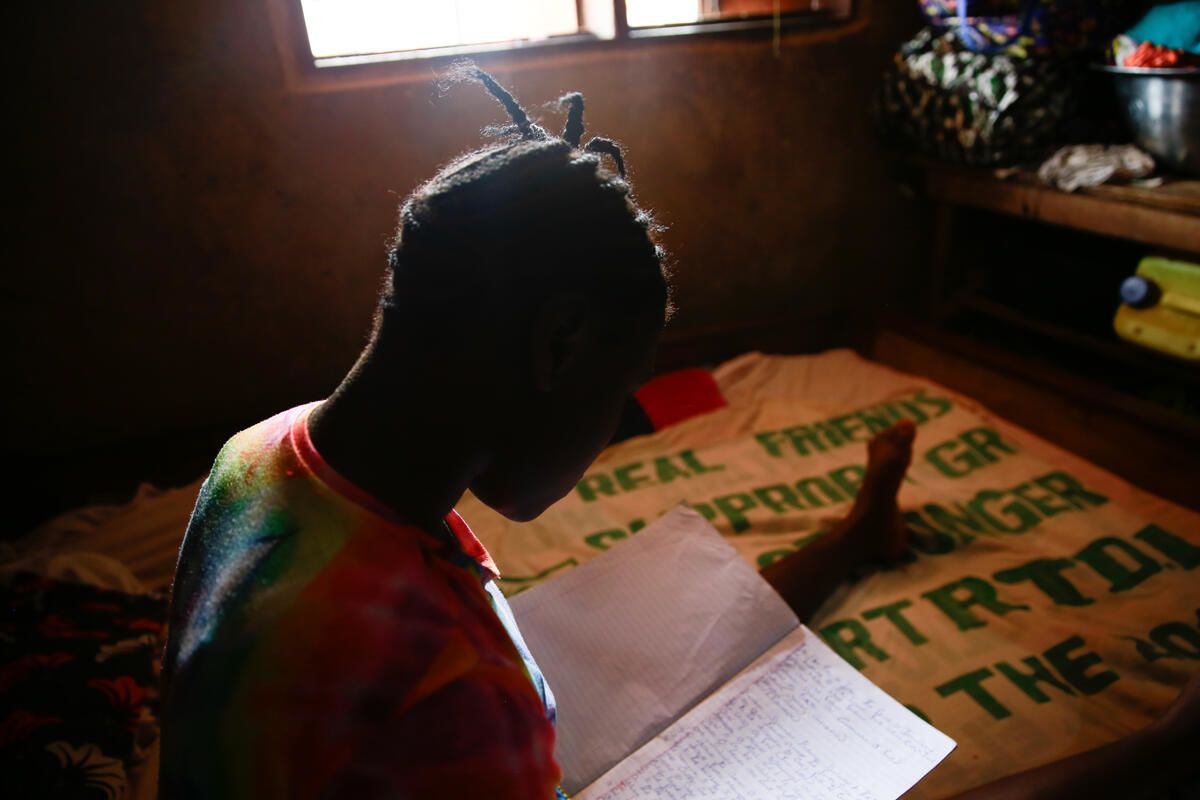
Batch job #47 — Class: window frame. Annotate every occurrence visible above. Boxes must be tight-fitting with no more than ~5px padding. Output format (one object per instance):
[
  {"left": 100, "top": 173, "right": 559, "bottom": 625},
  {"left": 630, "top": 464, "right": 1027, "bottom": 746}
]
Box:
[{"left": 265, "top": 0, "right": 858, "bottom": 94}]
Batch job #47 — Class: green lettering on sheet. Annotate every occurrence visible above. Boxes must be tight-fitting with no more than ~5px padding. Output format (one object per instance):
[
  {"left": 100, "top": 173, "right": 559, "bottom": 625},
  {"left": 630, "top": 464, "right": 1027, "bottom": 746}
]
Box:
[
  {"left": 1075, "top": 538, "right": 1161, "bottom": 593},
  {"left": 829, "top": 464, "right": 866, "bottom": 500},
  {"left": 1123, "top": 636, "right": 1167, "bottom": 663},
  {"left": 680, "top": 449, "right": 724, "bottom": 474},
  {"left": 915, "top": 389, "right": 954, "bottom": 419},
  {"left": 576, "top": 473, "right": 616, "bottom": 502},
  {"left": 750, "top": 391, "right": 952, "bottom": 460},
  {"left": 795, "top": 477, "right": 844, "bottom": 508},
  {"left": 784, "top": 424, "right": 827, "bottom": 456},
  {"left": 936, "top": 668, "right": 1011, "bottom": 720},
  {"left": 757, "top": 549, "right": 791, "bottom": 569},
  {"left": 583, "top": 529, "right": 627, "bottom": 551},
  {"left": 1134, "top": 525, "right": 1200, "bottom": 569},
  {"left": 969, "top": 489, "right": 1039, "bottom": 534},
  {"left": 1044, "top": 636, "right": 1119, "bottom": 695},
  {"left": 1150, "top": 621, "right": 1200, "bottom": 660},
  {"left": 995, "top": 656, "right": 1076, "bottom": 703},
  {"left": 924, "top": 503, "right": 985, "bottom": 543},
  {"left": 755, "top": 431, "right": 785, "bottom": 458},
  {"left": 713, "top": 493, "right": 757, "bottom": 534},
  {"left": 614, "top": 462, "right": 650, "bottom": 492},
  {"left": 904, "top": 510, "right": 957, "bottom": 555},
  {"left": 1011, "top": 483, "right": 1073, "bottom": 517},
  {"left": 993, "top": 558, "right": 1095, "bottom": 607},
  {"left": 753, "top": 484, "right": 803, "bottom": 514},
  {"left": 1124, "top": 613, "right": 1200, "bottom": 662},
  {"left": 925, "top": 438, "right": 978, "bottom": 478},
  {"left": 922, "top": 576, "right": 1031, "bottom": 631},
  {"left": 755, "top": 532, "right": 828, "bottom": 569},
  {"left": 859, "top": 404, "right": 902, "bottom": 434},
  {"left": 818, "top": 619, "right": 890, "bottom": 670},
  {"left": 924, "top": 427, "right": 1015, "bottom": 479},
  {"left": 1034, "top": 471, "right": 1109, "bottom": 510},
  {"left": 960, "top": 426, "right": 1017, "bottom": 462},
  {"left": 863, "top": 599, "right": 929, "bottom": 646},
  {"left": 815, "top": 421, "right": 846, "bottom": 447},
  {"left": 829, "top": 414, "right": 867, "bottom": 444},
  {"left": 898, "top": 399, "right": 930, "bottom": 424},
  {"left": 653, "top": 456, "right": 691, "bottom": 484},
  {"left": 577, "top": 450, "right": 724, "bottom": 500},
  {"left": 902, "top": 471, "right": 1111, "bottom": 557}
]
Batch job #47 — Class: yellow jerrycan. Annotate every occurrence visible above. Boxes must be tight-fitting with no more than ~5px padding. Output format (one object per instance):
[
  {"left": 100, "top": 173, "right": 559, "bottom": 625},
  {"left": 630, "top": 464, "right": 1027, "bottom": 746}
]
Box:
[{"left": 1115, "top": 256, "right": 1200, "bottom": 361}]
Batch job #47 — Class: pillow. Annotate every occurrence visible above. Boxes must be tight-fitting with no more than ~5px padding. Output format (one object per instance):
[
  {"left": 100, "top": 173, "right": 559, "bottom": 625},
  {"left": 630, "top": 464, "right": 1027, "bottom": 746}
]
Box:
[
  {"left": 635, "top": 367, "right": 727, "bottom": 430},
  {"left": 611, "top": 367, "right": 728, "bottom": 444},
  {"left": 0, "top": 573, "right": 166, "bottom": 799}
]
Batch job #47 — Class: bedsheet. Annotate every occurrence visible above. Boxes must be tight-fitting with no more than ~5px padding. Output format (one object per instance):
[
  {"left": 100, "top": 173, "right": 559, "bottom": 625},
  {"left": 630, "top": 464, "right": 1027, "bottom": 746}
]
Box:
[
  {"left": 11, "top": 348, "right": 1199, "bottom": 798},
  {"left": 457, "top": 349, "right": 1200, "bottom": 799},
  {"left": 9, "top": 482, "right": 202, "bottom": 594}
]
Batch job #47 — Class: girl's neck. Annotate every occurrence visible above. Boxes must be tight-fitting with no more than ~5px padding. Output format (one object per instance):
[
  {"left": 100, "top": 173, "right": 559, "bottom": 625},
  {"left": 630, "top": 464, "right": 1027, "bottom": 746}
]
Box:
[{"left": 306, "top": 353, "right": 487, "bottom": 532}]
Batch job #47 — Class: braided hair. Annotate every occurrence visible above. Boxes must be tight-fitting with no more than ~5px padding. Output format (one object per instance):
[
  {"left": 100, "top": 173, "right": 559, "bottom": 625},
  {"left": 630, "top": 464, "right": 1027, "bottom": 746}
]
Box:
[{"left": 379, "top": 65, "right": 671, "bottom": 338}]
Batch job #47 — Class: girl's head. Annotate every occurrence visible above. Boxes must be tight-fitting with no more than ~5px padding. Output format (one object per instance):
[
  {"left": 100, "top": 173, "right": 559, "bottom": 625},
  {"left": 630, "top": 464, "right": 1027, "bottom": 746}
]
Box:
[
  {"left": 381, "top": 65, "right": 670, "bottom": 330},
  {"left": 376, "top": 66, "right": 672, "bottom": 521}
]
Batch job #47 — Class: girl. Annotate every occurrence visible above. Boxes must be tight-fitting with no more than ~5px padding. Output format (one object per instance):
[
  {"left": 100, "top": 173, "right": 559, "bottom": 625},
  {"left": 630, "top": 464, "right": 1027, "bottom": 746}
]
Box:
[{"left": 160, "top": 67, "right": 1197, "bottom": 799}]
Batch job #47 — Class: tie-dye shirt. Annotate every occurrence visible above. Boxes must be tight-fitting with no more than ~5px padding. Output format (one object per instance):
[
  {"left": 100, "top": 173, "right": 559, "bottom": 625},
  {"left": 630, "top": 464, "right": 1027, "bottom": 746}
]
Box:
[{"left": 161, "top": 403, "right": 563, "bottom": 799}]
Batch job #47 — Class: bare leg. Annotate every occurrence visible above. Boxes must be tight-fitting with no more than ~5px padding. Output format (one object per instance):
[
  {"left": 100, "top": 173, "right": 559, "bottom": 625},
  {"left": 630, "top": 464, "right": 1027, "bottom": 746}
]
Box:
[{"left": 761, "top": 420, "right": 915, "bottom": 621}]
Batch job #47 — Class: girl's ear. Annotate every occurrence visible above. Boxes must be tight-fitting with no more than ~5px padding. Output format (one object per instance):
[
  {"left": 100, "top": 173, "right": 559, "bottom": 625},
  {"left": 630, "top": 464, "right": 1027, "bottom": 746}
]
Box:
[{"left": 531, "top": 293, "right": 590, "bottom": 392}]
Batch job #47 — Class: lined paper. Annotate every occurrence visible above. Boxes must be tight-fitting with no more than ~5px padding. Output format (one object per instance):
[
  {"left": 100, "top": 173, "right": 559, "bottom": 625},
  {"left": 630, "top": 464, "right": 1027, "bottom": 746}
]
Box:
[
  {"left": 510, "top": 506, "right": 799, "bottom": 792},
  {"left": 577, "top": 625, "right": 957, "bottom": 799},
  {"left": 510, "top": 505, "right": 955, "bottom": 799}
]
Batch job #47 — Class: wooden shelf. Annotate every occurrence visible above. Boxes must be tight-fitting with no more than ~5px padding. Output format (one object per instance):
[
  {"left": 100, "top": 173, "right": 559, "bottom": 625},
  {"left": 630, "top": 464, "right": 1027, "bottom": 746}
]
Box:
[
  {"left": 923, "top": 164, "right": 1200, "bottom": 255},
  {"left": 908, "top": 159, "right": 1200, "bottom": 451},
  {"left": 953, "top": 292, "right": 1200, "bottom": 390}
]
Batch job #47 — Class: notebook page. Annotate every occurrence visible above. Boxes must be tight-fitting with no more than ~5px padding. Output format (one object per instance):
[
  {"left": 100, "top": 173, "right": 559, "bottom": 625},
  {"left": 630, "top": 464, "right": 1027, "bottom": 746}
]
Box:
[
  {"left": 578, "top": 625, "right": 956, "bottom": 800},
  {"left": 510, "top": 506, "right": 799, "bottom": 793}
]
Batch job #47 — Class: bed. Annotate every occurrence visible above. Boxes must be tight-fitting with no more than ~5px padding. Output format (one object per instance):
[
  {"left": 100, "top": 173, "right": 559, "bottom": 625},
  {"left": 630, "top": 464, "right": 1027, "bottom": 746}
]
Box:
[{"left": 5, "top": 349, "right": 1198, "bottom": 799}]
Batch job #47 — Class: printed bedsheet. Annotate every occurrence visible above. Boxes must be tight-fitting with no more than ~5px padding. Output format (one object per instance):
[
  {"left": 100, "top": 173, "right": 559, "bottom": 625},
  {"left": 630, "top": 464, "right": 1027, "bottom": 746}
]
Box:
[
  {"left": 12, "top": 348, "right": 1198, "bottom": 798},
  {"left": 458, "top": 349, "right": 1200, "bottom": 799}
]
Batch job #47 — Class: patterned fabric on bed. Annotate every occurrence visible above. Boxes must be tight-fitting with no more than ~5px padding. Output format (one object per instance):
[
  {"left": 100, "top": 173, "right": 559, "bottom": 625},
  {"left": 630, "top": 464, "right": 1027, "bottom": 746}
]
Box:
[{"left": 0, "top": 573, "right": 166, "bottom": 800}]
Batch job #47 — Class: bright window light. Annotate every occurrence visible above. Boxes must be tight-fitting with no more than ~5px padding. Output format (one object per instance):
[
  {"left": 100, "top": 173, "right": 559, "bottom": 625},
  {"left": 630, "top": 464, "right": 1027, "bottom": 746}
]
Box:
[
  {"left": 299, "top": 0, "right": 579, "bottom": 59},
  {"left": 624, "top": 0, "right": 703, "bottom": 28}
]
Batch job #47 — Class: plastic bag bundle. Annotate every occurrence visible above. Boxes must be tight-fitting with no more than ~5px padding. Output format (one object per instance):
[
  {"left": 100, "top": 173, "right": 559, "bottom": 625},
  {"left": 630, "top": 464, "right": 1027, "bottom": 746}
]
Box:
[{"left": 877, "top": 28, "right": 1070, "bottom": 165}]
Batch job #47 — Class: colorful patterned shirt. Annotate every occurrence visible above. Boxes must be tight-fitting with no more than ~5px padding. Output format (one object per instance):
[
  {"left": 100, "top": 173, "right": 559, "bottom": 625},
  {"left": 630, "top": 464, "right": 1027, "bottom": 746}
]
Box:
[{"left": 161, "top": 403, "right": 563, "bottom": 799}]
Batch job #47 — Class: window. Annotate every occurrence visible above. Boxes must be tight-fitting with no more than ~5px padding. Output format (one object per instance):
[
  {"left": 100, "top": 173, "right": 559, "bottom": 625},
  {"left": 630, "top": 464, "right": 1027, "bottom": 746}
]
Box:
[
  {"left": 293, "top": 1, "right": 848, "bottom": 67},
  {"left": 625, "top": 0, "right": 704, "bottom": 28},
  {"left": 626, "top": 1, "right": 830, "bottom": 30},
  {"left": 299, "top": 1, "right": 580, "bottom": 61}
]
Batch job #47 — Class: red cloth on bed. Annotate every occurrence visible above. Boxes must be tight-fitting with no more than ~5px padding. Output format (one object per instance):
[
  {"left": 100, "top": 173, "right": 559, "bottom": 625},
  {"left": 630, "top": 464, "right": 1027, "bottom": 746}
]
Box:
[
  {"left": 160, "top": 403, "right": 561, "bottom": 800},
  {"left": 635, "top": 367, "right": 727, "bottom": 431}
]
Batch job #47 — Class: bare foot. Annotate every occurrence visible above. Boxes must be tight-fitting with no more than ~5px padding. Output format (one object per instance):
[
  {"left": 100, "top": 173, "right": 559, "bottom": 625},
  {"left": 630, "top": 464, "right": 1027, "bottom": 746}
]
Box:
[{"left": 844, "top": 420, "right": 915, "bottom": 563}]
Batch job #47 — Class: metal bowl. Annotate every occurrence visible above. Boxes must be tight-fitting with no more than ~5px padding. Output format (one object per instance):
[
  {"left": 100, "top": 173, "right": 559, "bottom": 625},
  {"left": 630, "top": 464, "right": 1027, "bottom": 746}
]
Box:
[{"left": 1092, "top": 65, "right": 1200, "bottom": 176}]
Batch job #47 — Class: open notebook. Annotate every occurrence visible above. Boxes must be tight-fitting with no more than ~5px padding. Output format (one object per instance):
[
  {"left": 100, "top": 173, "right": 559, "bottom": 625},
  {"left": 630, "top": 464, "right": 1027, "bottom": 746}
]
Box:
[{"left": 510, "top": 506, "right": 955, "bottom": 799}]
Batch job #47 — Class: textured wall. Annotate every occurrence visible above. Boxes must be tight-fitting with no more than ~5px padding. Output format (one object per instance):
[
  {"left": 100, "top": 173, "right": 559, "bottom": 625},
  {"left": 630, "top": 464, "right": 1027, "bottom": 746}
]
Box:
[{"left": 9, "top": 1, "right": 924, "bottom": 460}]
